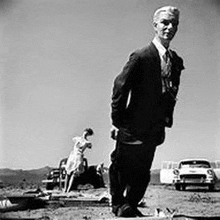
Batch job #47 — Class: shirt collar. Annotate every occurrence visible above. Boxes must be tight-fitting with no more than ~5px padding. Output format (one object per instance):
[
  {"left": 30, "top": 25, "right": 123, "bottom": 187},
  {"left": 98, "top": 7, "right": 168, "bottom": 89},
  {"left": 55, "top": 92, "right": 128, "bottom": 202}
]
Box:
[{"left": 152, "top": 37, "right": 168, "bottom": 57}]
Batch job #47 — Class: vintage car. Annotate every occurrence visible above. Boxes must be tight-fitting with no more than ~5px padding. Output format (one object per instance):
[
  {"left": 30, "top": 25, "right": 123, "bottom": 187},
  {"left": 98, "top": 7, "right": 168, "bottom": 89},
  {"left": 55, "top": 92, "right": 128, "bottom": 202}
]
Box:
[
  {"left": 173, "top": 159, "right": 217, "bottom": 191},
  {"left": 42, "top": 158, "right": 106, "bottom": 190}
]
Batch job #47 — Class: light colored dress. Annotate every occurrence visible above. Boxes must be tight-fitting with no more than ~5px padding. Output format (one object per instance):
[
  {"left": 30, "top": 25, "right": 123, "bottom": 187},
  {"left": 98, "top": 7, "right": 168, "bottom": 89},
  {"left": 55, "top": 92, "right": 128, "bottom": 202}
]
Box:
[{"left": 65, "top": 136, "right": 91, "bottom": 176}]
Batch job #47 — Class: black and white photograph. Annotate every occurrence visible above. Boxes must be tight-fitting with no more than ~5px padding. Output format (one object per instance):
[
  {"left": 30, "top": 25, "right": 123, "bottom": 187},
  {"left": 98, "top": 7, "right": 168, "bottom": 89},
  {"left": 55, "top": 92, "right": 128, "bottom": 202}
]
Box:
[{"left": 0, "top": 0, "right": 220, "bottom": 219}]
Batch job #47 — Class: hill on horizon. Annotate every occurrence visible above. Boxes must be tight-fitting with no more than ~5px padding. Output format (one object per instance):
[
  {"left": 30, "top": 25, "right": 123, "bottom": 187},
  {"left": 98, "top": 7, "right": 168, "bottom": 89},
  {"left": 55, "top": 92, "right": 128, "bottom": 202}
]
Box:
[
  {"left": 0, "top": 167, "right": 161, "bottom": 187},
  {"left": 0, "top": 166, "right": 54, "bottom": 187}
]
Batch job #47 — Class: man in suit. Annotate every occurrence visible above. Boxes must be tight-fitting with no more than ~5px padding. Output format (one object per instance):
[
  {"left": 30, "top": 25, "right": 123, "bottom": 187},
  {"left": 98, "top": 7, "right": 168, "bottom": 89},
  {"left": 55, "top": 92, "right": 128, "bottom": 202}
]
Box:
[{"left": 109, "top": 6, "right": 184, "bottom": 217}]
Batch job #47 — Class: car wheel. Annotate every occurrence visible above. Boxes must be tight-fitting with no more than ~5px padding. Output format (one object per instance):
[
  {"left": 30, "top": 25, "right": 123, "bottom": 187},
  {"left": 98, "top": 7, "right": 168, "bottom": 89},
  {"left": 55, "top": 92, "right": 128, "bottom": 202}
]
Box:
[
  {"left": 175, "top": 184, "right": 181, "bottom": 191},
  {"left": 46, "top": 183, "right": 54, "bottom": 190},
  {"left": 208, "top": 184, "right": 214, "bottom": 191}
]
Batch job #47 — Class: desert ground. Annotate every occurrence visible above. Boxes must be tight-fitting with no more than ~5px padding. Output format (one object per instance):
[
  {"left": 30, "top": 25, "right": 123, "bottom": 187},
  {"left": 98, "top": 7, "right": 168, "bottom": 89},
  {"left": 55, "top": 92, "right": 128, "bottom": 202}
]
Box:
[{"left": 1, "top": 182, "right": 220, "bottom": 220}]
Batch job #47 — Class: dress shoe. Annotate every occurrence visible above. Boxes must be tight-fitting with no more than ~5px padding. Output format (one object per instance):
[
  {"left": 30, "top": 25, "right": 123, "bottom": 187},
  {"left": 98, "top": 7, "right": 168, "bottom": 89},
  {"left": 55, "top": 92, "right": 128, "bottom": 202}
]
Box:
[
  {"left": 116, "top": 203, "right": 137, "bottom": 217},
  {"left": 133, "top": 207, "right": 145, "bottom": 217}
]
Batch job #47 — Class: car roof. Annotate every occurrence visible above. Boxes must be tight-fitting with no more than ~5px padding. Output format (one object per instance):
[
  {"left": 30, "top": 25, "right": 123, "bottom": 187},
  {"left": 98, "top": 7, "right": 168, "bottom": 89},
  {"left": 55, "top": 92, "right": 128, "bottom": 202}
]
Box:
[{"left": 179, "top": 159, "right": 210, "bottom": 163}]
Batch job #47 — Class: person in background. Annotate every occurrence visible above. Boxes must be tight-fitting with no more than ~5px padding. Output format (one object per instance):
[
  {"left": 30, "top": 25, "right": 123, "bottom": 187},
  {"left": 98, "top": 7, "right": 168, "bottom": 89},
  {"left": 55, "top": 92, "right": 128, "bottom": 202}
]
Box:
[
  {"left": 64, "top": 128, "right": 94, "bottom": 193},
  {"left": 109, "top": 6, "right": 185, "bottom": 217}
]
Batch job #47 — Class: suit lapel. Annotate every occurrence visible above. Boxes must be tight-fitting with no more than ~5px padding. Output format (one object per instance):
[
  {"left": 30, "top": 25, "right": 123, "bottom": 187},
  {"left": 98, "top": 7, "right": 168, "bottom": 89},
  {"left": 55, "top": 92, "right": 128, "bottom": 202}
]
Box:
[{"left": 149, "top": 42, "right": 162, "bottom": 93}]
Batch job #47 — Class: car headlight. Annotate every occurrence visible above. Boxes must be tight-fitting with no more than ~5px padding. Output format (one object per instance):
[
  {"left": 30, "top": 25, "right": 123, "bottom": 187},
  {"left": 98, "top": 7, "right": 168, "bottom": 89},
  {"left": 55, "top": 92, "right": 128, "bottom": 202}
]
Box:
[
  {"left": 173, "top": 169, "right": 179, "bottom": 175},
  {"left": 207, "top": 169, "right": 213, "bottom": 175}
]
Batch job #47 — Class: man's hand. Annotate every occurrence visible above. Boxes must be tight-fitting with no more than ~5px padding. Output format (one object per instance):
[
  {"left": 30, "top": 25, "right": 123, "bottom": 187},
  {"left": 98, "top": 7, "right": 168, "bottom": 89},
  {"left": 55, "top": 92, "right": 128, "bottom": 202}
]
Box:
[{"left": 110, "top": 125, "right": 119, "bottom": 140}]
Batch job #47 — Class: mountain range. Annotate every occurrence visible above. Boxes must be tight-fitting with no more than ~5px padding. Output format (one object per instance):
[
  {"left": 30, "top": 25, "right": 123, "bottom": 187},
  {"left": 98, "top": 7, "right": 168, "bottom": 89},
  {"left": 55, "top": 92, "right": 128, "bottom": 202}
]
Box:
[
  {"left": 0, "top": 167, "right": 160, "bottom": 187},
  {"left": 0, "top": 166, "right": 53, "bottom": 187}
]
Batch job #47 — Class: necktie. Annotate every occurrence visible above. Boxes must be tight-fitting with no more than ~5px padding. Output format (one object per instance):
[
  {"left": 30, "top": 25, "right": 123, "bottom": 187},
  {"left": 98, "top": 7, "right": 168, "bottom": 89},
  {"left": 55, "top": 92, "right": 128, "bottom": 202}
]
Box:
[
  {"left": 163, "top": 50, "right": 171, "bottom": 76},
  {"left": 162, "top": 50, "right": 172, "bottom": 93}
]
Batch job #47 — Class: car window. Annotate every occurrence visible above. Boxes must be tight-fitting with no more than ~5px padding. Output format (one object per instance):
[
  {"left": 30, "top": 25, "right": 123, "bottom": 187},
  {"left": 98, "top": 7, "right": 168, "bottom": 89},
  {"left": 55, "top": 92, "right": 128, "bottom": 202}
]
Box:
[{"left": 179, "top": 161, "right": 211, "bottom": 168}]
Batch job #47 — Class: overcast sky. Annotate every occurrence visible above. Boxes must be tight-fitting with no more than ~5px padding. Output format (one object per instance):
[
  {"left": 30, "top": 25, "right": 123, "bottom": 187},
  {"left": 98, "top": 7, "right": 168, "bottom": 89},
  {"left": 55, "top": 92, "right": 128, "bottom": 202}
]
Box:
[{"left": 0, "top": 0, "right": 220, "bottom": 170}]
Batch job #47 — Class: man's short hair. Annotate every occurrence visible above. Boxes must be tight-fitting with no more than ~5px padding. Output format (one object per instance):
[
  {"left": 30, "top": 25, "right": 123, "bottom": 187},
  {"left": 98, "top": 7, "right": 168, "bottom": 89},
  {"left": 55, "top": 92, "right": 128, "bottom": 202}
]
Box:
[{"left": 153, "top": 6, "right": 179, "bottom": 24}]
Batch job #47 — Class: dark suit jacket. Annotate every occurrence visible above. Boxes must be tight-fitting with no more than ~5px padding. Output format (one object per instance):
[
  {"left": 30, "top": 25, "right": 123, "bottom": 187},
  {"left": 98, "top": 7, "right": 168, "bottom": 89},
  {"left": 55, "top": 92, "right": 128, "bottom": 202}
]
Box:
[{"left": 111, "top": 42, "right": 184, "bottom": 145}]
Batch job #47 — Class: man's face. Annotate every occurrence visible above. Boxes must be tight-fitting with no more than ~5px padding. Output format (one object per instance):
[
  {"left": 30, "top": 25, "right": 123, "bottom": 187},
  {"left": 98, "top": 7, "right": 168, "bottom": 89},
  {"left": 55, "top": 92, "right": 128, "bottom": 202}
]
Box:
[{"left": 154, "top": 12, "right": 179, "bottom": 44}]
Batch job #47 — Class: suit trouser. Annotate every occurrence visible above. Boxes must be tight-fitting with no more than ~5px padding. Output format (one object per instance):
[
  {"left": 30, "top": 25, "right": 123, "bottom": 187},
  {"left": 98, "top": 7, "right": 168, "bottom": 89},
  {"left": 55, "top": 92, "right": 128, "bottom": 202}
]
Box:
[{"left": 109, "top": 141, "right": 156, "bottom": 209}]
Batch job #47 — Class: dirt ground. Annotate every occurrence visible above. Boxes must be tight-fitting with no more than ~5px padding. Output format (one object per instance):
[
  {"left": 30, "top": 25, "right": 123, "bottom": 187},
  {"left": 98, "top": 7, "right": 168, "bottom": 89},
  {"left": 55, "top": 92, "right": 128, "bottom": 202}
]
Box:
[{"left": 1, "top": 183, "right": 220, "bottom": 220}]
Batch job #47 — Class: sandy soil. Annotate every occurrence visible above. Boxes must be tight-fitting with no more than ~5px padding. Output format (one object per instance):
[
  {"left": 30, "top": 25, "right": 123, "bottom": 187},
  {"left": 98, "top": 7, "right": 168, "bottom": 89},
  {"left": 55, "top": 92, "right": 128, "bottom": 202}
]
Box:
[{"left": 1, "top": 184, "right": 220, "bottom": 220}]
